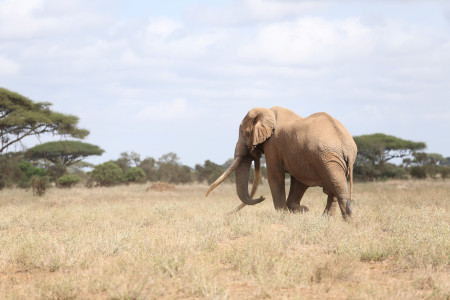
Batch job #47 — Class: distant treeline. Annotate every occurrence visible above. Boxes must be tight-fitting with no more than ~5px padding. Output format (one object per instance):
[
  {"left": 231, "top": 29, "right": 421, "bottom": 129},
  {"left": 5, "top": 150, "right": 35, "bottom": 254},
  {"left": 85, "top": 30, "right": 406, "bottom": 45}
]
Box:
[
  {"left": 0, "top": 150, "right": 251, "bottom": 189},
  {"left": 1, "top": 133, "right": 449, "bottom": 191}
]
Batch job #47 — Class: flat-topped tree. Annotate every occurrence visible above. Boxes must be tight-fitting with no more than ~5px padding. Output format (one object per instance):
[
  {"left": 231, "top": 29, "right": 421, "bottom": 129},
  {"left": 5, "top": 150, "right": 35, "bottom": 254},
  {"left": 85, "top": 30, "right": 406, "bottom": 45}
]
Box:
[
  {"left": 0, "top": 88, "right": 89, "bottom": 153},
  {"left": 25, "top": 141, "right": 104, "bottom": 166},
  {"left": 354, "top": 133, "right": 426, "bottom": 166}
]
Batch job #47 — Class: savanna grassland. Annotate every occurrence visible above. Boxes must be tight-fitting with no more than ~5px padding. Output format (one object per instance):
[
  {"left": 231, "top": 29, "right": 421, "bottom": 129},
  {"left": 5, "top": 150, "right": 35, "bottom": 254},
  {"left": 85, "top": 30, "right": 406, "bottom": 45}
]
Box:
[{"left": 0, "top": 180, "right": 449, "bottom": 299}]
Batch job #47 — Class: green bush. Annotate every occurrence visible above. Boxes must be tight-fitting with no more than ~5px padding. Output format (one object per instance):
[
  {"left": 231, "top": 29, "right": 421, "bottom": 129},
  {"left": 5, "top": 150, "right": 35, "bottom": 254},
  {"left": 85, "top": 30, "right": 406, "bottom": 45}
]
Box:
[
  {"left": 58, "top": 174, "right": 82, "bottom": 188},
  {"left": 91, "top": 162, "right": 123, "bottom": 187},
  {"left": 124, "top": 167, "right": 146, "bottom": 183},
  {"left": 18, "top": 160, "right": 48, "bottom": 188},
  {"left": 409, "top": 166, "right": 427, "bottom": 179},
  {"left": 439, "top": 166, "right": 450, "bottom": 179},
  {"left": 354, "top": 162, "right": 407, "bottom": 181},
  {"left": 379, "top": 163, "right": 408, "bottom": 180}
]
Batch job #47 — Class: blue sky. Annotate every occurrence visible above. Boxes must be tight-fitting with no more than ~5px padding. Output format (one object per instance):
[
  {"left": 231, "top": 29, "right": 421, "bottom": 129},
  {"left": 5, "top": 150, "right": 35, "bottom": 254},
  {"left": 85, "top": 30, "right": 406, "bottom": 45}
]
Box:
[{"left": 1, "top": 0, "right": 450, "bottom": 166}]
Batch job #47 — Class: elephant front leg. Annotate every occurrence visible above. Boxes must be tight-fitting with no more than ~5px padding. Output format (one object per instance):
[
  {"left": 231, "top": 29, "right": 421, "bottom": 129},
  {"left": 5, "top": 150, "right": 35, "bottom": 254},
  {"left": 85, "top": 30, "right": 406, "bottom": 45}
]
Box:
[{"left": 266, "top": 166, "right": 288, "bottom": 210}]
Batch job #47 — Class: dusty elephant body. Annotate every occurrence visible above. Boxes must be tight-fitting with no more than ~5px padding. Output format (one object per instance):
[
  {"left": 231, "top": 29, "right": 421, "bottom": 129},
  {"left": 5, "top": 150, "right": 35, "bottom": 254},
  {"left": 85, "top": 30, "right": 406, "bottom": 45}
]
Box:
[{"left": 206, "top": 106, "right": 357, "bottom": 220}]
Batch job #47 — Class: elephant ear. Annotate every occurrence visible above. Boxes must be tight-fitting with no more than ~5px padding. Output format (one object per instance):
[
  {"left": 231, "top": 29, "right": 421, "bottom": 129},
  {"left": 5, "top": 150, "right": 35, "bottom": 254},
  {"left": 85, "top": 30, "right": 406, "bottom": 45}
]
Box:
[{"left": 247, "top": 108, "right": 276, "bottom": 150}]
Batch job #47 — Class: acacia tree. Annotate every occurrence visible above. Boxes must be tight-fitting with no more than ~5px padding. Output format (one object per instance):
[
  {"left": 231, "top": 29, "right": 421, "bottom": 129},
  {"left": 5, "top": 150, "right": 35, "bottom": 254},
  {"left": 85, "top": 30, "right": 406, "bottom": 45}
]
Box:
[
  {"left": 354, "top": 133, "right": 426, "bottom": 166},
  {"left": 26, "top": 141, "right": 104, "bottom": 165},
  {"left": 353, "top": 133, "right": 426, "bottom": 180},
  {"left": 25, "top": 141, "right": 104, "bottom": 178},
  {"left": 0, "top": 88, "right": 88, "bottom": 153}
]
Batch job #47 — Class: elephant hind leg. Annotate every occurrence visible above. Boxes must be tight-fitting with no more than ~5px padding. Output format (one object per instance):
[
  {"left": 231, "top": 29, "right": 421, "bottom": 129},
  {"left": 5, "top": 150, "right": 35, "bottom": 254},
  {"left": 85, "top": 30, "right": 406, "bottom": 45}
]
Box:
[
  {"left": 320, "top": 157, "right": 352, "bottom": 220},
  {"left": 323, "top": 194, "right": 338, "bottom": 216},
  {"left": 337, "top": 197, "right": 352, "bottom": 220},
  {"left": 287, "top": 176, "right": 309, "bottom": 213}
]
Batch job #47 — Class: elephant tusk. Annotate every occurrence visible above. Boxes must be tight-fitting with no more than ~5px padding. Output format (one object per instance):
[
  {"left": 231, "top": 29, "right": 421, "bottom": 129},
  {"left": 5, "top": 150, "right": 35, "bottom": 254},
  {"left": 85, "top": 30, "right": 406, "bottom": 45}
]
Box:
[
  {"left": 226, "top": 203, "right": 246, "bottom": 215},
  {"left": 205, "top": 156, "right": 243, "bottom": 197}
]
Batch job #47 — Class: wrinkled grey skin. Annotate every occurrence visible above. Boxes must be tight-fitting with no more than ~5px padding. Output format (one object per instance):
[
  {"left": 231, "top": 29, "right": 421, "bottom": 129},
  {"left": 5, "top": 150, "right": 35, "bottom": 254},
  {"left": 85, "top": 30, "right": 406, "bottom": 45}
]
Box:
[{"left": 206, "top": 106, "right": 357, "bottom": 220}]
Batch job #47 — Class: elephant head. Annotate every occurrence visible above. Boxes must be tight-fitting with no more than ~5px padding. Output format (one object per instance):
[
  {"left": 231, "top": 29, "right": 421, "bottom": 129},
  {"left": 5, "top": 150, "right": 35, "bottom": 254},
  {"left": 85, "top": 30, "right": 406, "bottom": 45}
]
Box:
[{"left": 206, "top": 108, "right": 276, "bottom": 205}]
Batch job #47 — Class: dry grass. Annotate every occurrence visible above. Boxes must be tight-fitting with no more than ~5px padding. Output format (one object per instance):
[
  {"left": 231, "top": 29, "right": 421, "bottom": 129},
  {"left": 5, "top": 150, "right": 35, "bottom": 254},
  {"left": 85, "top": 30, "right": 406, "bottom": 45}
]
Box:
[{"left": 0, "top": 180, "right": 449, "bottom": 299}]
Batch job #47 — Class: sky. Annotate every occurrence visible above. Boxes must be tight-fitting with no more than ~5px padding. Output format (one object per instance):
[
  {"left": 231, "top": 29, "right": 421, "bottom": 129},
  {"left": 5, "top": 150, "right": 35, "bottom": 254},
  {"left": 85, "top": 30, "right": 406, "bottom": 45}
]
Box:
[{"left": 1, "top": 0, "right": 450, "bottom": 167}]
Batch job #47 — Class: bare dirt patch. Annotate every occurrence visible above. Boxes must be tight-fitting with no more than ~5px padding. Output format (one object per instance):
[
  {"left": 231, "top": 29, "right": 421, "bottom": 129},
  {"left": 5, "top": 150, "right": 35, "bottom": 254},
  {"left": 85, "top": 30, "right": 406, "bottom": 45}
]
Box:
[{"left": 146, "top": 182, "right": 177, "bottom": 192}]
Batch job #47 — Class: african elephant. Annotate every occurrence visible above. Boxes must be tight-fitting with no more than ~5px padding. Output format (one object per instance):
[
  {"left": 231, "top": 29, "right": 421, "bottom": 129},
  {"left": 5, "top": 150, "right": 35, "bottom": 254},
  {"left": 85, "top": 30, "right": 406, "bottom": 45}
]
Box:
[{"left": 206, "top": 106, "right": 357, "bottom": 220}]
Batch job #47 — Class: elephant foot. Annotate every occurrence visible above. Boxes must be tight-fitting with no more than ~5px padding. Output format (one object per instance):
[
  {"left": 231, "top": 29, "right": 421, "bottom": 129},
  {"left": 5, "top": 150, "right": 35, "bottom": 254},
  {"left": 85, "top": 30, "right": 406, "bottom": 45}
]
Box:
[
  {"left": 346, "top": 199, "right": 352, "bottom": 216},
  {"left": 288, "top": 204, "right": 309, "bottom": 213},
  {"left": 341, "top": 200, "right": 352, "bottom": 221}
]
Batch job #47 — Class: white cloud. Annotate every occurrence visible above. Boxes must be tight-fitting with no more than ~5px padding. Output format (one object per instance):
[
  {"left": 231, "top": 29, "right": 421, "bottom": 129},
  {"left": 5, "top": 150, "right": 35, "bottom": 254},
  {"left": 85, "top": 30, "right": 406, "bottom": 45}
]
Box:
[
  {"left": 0, "top": 0, "right": 107, "bottom": 39},
  {"left": 186, "top": 0, "right": 327, "bottom": 26},
  {"left": 0, "top": 56, "right": 19, "bottom": 75},
  {"left": 239, "top": 17, "right": 441, "bottom": 66},
  {"left": 445, "top": 6, "right": 450, "bottom": 24},
  {"left": 146, "top": 17, "right": 181, "bottom": 38},
  {"left": 136, "top": 98, "right": 197, "bottom": 121},
  {"left": 421, "top": 112, "right": 450, "bottom": 122},
  {"left": 242, "top": 0, "right": 326, "bottom": 22},
  {"left": 0, "top": 0, "right": 44, "bottom": 38},
  {"left": 240, "top": 17, "right": 370, "bottom": 65},
  {"left": 141, "top": 27, "right": 225, "bottom": 59}
]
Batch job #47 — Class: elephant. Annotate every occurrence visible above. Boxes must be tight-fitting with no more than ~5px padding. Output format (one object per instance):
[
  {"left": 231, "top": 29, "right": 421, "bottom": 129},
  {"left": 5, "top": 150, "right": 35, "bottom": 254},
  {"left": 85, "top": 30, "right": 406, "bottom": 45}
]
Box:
[{"left": 205, "top": 106, "right": 357, "bottom": 220}]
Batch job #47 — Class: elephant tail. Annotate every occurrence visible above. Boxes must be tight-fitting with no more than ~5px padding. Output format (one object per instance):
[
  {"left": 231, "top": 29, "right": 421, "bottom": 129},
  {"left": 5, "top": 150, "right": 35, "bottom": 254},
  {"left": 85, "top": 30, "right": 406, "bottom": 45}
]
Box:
[
  {"left": 349, "top": 165, "right": 354, "bottom": 202},
  {"left": 345, "top": 156, "right": 354, "bottom": 203}
]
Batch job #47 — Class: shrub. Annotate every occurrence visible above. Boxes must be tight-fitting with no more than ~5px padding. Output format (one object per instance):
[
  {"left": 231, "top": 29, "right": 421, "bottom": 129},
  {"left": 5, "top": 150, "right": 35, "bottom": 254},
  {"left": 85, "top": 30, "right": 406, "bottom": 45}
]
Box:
[
  {"left": 17, "top": 160, "right": 48, "bottom": 188},
  {"left": 85, "top": 176, "right": 94, "bottom": 188},
  {"left": 410, "top": 166, "right": 427, "bottom": 179},
  {"left": 354, "top": 162, "right": 408, "bottom": 181},
  {"left": 379, "top": 163, "right": 408, "bottom": 180},
  {"left": 91, "top": 162, "right": 123, "bottom": 187},
  {"left": 31, "top": 176, "right": 49, "bottom": 196},
  {"left": 439, "top": 166, "right": 450, "bottom": 179},
  {"left": 58, "top": 174, "right": 82, "bottom": 188},
  {"left": 124, "top": 167, "right": 146, "bottom": 183},
  {"left": 0, "top": 153, "right": 23, "bottom": 189}
]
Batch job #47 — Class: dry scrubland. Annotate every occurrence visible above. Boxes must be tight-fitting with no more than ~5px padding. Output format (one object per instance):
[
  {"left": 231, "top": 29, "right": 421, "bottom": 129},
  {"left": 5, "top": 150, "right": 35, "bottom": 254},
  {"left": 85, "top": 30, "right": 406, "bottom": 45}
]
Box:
[{"left": 0, "top": 181, "right": 449, "bottom": 299}]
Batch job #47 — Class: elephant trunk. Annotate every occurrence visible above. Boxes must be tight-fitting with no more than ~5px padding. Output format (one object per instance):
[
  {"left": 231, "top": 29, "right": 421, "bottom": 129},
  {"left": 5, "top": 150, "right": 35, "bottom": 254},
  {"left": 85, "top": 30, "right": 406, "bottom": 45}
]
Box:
[
  {"left": 235, "top": 156, "right": 265, "bottom": 205},
  {"left": 249, "top": 156, "right": 261, "bottom": 198},
  {"left": 228, "top": 156, "right": 262, "bottom": 214}
]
